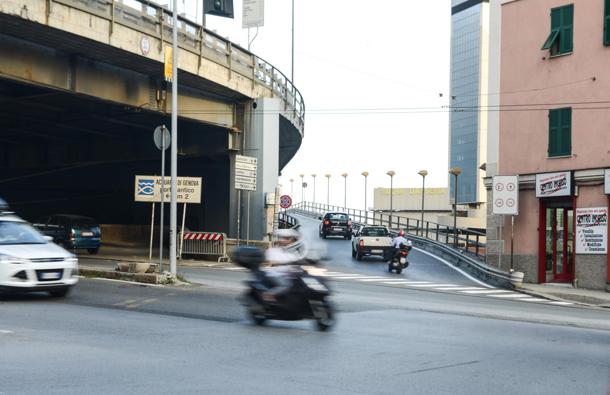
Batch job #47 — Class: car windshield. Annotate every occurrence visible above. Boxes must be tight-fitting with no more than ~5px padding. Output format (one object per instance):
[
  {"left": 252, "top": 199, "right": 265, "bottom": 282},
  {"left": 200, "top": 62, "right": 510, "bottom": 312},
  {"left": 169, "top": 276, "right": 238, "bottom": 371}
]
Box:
[
  {"left": 361, "top": 228, "right": 388, "bottom": 237},
  {"left": 327, "top": 213, "right": 348, "bottom": 221},
  {"left": 0, "top": 221, "right": 47, "bottom": 245},
  {"left": 71, "top": 217, "right": 97, "bottom": 227}
]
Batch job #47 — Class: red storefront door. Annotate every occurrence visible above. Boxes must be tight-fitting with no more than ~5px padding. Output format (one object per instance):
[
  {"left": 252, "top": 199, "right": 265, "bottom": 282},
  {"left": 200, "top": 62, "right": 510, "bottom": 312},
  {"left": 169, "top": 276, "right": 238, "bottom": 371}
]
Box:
[{"left": 539, "top": 201, "right": 574, "bottom": 283}]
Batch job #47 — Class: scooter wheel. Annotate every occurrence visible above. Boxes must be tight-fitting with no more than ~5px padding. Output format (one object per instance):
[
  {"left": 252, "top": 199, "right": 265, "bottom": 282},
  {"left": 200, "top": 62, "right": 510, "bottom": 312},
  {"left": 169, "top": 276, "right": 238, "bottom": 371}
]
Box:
[
  {"left": 316, "top": 305, "right": 335, "bottom": 332},
  {"left": 388, "top": 264, "right": 393, "bottom": 273},
  {"left": 396, "top": 268, "right": 402, "bottom": 275},
  {"left": 248, "top": 308, "right": 267, "bottom": 326}
]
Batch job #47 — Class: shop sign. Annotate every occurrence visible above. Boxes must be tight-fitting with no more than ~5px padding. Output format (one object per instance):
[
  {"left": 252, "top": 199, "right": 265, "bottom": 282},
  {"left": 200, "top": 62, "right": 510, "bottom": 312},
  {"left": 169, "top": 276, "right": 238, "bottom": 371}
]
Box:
[
  {"left": 605, "top": 169, "right": 610, "bottom": 195},
  {"left": 535, "top": 171, "right": 571, "bottom": 198},
  {"left": 575, "top": 207, "right": 608, "bottom": 254}
]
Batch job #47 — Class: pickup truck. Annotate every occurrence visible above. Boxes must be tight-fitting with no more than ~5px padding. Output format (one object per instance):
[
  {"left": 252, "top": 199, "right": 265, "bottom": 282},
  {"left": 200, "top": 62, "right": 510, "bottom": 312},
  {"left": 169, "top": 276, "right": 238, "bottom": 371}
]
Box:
[{"left": 351, "top": 226, "right": 392, "bottom": 261}]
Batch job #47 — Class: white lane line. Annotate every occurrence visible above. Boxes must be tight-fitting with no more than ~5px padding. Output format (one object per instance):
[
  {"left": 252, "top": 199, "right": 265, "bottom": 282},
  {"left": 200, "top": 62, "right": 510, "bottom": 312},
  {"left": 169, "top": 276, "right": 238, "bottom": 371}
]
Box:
[
  {"left": 521, "top": 298, "right": 549, "bottom": 303},
  {"left": 331, "top": 276, "right": 367, "bottom": 280},
  {"left": 379, "top": 279, "right": 417, "bottom": 283},
  {"left": 381, "top": 281, "right": 412, "bottom": 285},
  {"left": 324, "top": 273, "right": 361, "bottom": 277},
  {"left": 548, "top": 301, "right": 574, "bottom": 306},
  {"left": 414, "top": 248, "right": 494, "bottom": 288},
  {"left": 488, "top": 293, "right": 531, "bottom": 299},
  {"left": 0, "top": 330, "right": 13, "bottom": 334},
  {"left": 357, "top": 277, "right": 391, "bottom": 282},
  {"left": 460, "top": 289, "right": 512, "bottom": 294},
  {"left": 434, "top": 287, "right": 486, "bottom": 291},
  {"left": 408, "top": 284, "right": 458, "bottom": 288},
  {"left": 396, "top": 281, "right": 432, "bottom": 284}
]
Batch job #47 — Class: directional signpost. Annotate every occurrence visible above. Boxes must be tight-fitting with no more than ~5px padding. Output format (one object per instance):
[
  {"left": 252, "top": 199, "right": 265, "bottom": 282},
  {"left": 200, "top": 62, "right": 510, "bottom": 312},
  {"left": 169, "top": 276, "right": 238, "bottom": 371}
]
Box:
[
  {"left": 493, "top": 175, "right": 519, "bottom": 271},
  {"left": 235, "top": 155, "right": 257, "bottom": 243}
]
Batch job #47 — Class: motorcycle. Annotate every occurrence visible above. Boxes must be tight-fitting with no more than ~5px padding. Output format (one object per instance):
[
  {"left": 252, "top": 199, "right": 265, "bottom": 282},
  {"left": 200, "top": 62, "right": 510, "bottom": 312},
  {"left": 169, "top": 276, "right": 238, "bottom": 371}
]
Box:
[
  {"left": 231, "top": 246, "right": 335, "bottom": 331},
  {"left": 388, "top": 242, "right": 412, "bottom": 274}
]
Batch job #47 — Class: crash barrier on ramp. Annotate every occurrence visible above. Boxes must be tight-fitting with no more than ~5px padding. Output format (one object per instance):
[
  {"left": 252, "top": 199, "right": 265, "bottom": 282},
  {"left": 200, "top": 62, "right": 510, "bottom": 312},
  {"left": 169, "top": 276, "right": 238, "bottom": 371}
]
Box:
[
  {"left": 279, "top": 212, "right": 299, "bottom": 229},
  {"left": 180, "top": 232, "right": 229, "bottom": 262}
]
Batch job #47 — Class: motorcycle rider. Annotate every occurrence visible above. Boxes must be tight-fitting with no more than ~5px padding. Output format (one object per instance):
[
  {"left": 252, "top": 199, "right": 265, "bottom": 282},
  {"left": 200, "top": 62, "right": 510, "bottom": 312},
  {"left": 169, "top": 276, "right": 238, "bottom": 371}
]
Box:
[{"left": 388, "top": 229, "right": 409, "bottom": 262}]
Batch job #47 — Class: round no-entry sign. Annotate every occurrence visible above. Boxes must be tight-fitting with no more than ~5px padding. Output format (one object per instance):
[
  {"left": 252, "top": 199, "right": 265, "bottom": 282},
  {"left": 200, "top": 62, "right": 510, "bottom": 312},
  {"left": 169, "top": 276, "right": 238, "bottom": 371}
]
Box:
[{"left": 280, "top": 195, "right": 292, "bottom": 209}]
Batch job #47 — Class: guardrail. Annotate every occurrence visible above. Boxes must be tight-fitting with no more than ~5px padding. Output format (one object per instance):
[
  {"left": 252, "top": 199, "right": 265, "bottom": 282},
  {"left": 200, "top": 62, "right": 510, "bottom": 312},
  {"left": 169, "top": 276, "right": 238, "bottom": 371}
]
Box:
[
  {"left": 278, "top": 211, "right": 299, "bottom": 229},
  {"left": 293, "top": 202, "right": 486, "bottom": 259},
  {"left": 179, "top": 231, "right": 229, "bottom": 262},
  {"left": 49, "top": 0, "right": 305, "bottom": 131}
]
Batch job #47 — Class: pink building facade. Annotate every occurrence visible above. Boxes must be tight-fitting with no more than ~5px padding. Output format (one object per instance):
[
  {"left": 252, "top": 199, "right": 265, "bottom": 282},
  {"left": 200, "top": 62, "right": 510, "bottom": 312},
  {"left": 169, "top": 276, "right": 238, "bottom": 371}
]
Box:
[{"left": 492, "top": 0, "right": 610, "bottom": 290}]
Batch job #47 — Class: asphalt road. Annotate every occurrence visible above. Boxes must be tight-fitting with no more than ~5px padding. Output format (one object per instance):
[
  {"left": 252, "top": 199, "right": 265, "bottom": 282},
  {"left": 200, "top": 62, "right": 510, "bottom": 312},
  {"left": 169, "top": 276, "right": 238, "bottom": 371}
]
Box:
[{"left": 1, "top": 269, "right": 610, "bottom": 395}]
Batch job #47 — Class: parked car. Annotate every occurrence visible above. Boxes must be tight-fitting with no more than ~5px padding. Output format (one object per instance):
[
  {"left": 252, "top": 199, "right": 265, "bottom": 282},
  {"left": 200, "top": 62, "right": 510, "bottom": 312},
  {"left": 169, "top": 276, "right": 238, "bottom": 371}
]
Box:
[
  {"left": 0, "top": 199, "right": 78, "bottom": 297},
  {"left": 318, "top": 212, "right": 352, "bottom": 240},
  {"left": 351, "top": 226, "right": 392, "bottom": 261},
  {"left": 34, "top": 214, "right": 101, "bottom": 254}
]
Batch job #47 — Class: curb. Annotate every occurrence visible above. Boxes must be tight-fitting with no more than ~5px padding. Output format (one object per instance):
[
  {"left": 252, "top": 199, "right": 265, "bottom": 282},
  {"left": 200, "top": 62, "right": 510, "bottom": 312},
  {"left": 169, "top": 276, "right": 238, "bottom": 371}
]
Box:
[
  {"left": 515, "top": 287, "right": 610, "bottom": 308},
  {"left": 78, "top": 267, "right": 175, "bottom": 285}
]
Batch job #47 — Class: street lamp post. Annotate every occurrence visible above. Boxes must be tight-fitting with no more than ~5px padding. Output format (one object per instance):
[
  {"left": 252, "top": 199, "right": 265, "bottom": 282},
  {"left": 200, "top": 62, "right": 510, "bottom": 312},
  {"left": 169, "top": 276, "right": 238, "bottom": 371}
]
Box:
[
  {"left": 311, "top": 174, "right": 317, "bottom": 205},
  {"left": 361, "top": 171, "right": 369, "bottom": 224},
  {"left": 386, "top": 171, "right": 395, "bottom": 227},
  {"left": 325, "top": 174, "right": 331, "bottom": 208},
  {"left": 289, "top": 178, "right": 294, "bottom": 197},
  {"left": 341, "top": 173, "right": 348, "bottom": 209},
  {"left": 449, "top": 167, "right": 462, "bottom": 248},
  {"left": 418, "top": 170, "right": 428, "bottom": 236},
  {"left": 299, "top": 174, "right": 304, "bottom": 205}
]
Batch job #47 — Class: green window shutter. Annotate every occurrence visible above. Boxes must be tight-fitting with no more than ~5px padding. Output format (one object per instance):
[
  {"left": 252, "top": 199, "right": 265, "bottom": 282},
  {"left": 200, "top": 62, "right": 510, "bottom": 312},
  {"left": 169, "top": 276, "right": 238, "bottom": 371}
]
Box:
[
  {"left": 548, "top": 110, "right": 560, "bottom": 156},
  {"left": 542, "top": 29, "right": 560, "bottom": 50},
  {"left": 559, "top": 108, "right": 572, "bottom": 156},
  {"left": 605, "top": 0, "right": 610, "bottom": 45},
  {"left": 560, "top": 5, "right": 574, "bottom": 54}
]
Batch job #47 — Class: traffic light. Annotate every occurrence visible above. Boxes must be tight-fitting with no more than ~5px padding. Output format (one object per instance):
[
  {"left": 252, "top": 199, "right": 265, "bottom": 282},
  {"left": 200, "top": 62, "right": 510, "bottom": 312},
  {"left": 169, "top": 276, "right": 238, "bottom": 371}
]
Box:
[{"left": 204, "top": 0, "right": 234, "bottom": 19}]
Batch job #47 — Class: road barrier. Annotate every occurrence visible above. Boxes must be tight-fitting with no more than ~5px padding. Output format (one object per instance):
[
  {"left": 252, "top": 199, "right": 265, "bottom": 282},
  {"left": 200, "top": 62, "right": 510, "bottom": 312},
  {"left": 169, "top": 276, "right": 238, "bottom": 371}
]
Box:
[{"left": 180, "top": 232, "right": 229, "bottom": 262}]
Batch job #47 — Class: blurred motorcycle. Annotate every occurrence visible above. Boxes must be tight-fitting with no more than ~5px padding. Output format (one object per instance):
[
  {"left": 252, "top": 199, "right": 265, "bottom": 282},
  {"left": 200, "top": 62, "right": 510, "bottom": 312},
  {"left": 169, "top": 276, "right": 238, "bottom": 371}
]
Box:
[
  {"left": 388, "top": 241, "right": 412, "bottom": 274},
  {"left": 231, "top": 245, "right": 335, "bottom": 331}
]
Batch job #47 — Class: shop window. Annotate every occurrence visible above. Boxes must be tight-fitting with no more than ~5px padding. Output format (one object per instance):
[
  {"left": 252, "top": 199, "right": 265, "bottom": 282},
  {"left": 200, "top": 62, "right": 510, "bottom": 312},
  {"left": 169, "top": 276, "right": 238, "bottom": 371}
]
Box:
[
  {"left": 541, "top": 4, "right": 573, "bottom": 56},
  {"left": 548, "top": 108, "right": 572, "bottom": 157}
]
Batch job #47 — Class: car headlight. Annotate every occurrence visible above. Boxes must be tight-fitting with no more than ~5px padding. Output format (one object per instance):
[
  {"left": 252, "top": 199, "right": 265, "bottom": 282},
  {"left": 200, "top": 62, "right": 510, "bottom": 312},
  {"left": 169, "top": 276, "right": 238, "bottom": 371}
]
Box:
[
  {"left": 66, "top": 257, "right": 78, "bottom": 265},
  {"left": 0, "top": 254, "right": 29, "bottom": 264}
]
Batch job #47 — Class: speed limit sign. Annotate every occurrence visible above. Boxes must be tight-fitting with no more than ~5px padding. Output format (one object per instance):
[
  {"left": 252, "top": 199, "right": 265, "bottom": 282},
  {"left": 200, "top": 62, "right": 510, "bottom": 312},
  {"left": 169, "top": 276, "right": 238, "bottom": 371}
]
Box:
[{"left": 280, "top": 195, "right": 292, "bottom": 209}]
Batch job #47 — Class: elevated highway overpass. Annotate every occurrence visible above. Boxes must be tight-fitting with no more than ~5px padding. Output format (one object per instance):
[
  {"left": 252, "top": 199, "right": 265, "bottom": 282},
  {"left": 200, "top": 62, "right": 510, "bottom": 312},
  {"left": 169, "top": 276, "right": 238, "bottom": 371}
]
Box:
[{"left": 0, "top": 0, "right": 304, "bottom": 240}]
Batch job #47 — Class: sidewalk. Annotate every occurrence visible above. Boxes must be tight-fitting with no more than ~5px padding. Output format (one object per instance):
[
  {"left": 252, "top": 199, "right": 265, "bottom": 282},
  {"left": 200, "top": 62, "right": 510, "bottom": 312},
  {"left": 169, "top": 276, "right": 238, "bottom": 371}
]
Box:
[{"left": 519, "top": 283, "right": 610, "bottom": 308}]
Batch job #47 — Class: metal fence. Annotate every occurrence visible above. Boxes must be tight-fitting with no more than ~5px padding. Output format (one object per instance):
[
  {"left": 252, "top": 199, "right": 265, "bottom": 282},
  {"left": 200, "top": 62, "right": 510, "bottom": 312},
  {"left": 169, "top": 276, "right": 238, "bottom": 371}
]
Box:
[
  {"left": 179, "top": 232, "right": 229, "bottom": 262},
  {"left": 278, "top": 212, "right": 299, "bottom": 229},
  {"left": 292, "top": 202, "right": 486, "bottom": 260}
]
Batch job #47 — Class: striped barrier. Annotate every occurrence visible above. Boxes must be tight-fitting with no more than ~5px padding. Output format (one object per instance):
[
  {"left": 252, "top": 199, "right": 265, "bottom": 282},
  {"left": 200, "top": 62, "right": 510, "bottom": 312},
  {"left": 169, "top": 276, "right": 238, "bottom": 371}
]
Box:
[{"left": 179, "top": 232, "right": 229, "bottom": 262}]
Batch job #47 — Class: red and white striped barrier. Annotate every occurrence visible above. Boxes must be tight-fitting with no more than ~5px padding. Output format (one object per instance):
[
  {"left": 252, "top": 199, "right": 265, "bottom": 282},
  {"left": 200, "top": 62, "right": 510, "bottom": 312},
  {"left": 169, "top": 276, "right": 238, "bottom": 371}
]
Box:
[
  {"left": 183, "top": 232, "right": 224, "bottom": 241},
  {"left": 179, "top": 232, "right": 228, "bottom": 262}
]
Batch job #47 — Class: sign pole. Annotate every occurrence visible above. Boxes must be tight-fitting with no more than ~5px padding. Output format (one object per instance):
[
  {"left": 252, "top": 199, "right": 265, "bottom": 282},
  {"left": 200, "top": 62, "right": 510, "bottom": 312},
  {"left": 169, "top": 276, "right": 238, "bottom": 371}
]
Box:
[
  {"left": 169, "top": 0, "right": 179, "bottom": 276},
  {"left": 236, "top": 190, "right": 241, "bottom": 245},
  {"left": 179, "top": 203, "right": 187, "bottom": 260},
  {"left": 510, "top": 215, "right": 515, "bottom": 272},
  {"left": 159, "top": 134, "right": 165, "bottom": 273},
  {"left": 246, "top": 191, "right": 251, "bottom": 245},
  {"left": 149, "top": 202, "right": 155, "bottom": 261}
]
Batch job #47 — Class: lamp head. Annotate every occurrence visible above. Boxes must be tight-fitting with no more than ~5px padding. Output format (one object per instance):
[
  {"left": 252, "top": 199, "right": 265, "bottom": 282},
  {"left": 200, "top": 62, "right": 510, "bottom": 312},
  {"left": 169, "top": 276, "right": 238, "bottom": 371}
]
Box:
[
  {"left": 418, "top": 170, "right": 428, "bottom": 177},
  {"left": 386, "top": 170, "right": 395, "bottom": 177},
  {"left": 325, "top": 174, "right": 331, "bottom": 178},
  {"left": 361, "top": 171, "right": 369, "bottom": 177},
  {"left": 341, "top": 173, "right": 348, "bottom": 178},
  {"left": 449, "top": 167, "right": 462, "bottom": 176}
]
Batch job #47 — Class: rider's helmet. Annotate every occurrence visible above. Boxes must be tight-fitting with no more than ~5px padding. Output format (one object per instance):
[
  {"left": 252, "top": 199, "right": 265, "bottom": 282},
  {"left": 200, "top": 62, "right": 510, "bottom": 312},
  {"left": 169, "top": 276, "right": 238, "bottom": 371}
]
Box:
[{"left": 398, "top": 229, "right": 405, "bottom": 237}]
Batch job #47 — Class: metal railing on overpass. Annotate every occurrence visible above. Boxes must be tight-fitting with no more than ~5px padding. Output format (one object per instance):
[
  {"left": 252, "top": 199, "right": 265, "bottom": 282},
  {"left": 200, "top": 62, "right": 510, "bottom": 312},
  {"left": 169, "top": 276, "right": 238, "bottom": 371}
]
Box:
[
  {"left": 290, "top": 202, "right": 516, "bottom": 289},
  {"left": 292, "top": 202, "right": 486, "bottom": 259},
  {"left": 48, "top": 0, "right": 305, "bottom": 130}
]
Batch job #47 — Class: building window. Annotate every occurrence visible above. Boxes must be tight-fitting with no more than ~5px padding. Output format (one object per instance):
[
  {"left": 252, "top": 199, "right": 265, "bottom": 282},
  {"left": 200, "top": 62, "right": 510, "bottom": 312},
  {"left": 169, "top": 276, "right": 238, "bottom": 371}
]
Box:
[
  {"left": 541, "top": 4, "right": 574, "bottom": 56},
  {"left": 548, "top": 108, "right": 572, "bottom": 157},
  {"left": 605, "top": 0, "right": 610, "bottom": 45}
]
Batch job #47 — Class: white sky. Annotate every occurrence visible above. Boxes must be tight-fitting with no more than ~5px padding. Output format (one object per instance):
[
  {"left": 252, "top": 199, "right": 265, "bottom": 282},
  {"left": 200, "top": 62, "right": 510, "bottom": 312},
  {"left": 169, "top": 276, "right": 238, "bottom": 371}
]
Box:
[{"left": 176, "top": 0, "right": 451, "bottom": 209}]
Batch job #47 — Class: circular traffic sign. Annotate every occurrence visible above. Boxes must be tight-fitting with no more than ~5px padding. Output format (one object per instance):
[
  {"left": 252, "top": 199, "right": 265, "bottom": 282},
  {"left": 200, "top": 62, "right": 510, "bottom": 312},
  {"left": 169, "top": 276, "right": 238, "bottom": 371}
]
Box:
[
  {"left": 280, "top": 195, "right": 292, "bottom": 209},
  {"left": 154, "top": 125, "right": 171, "bottom": 151}
]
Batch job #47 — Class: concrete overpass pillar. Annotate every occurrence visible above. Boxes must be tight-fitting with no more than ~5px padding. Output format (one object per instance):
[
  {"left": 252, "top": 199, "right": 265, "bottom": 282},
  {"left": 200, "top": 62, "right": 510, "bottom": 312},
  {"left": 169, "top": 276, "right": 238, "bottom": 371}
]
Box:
[{"left": 229, "top": 98, "right": 281, "bottom": 241}]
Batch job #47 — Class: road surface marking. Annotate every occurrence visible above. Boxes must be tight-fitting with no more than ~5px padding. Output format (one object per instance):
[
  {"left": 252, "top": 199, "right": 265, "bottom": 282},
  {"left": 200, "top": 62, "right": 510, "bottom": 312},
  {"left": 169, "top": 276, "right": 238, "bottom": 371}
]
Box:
[
  {"left": 414, "top": 248, "right": 494, "bottom": 288},
  {"left": 460, "top": 290, "right": 512, "bottom": 294},
  {"left": 113, "top": 299, "right": 138, "bottom": 306},
  {"left": 434, "top": 287, "right": 486, "bottom": 291},
  {"left": 357, "top": 277, "right": 392, "bottom": 282},
  {"left": 331, "top": 276, "right": 367, "bottom": 280},
  {"left": 0, "top": 330, "right": 13, "bottom": 334},
  {"left": 408, "top": 284, "right": 458, "bottom": 288},
  {"left": 488, "top": 293, "right": 531, "bottom": 298},
  {"left": 547, "top": 301, "right": 574, "bottom": 306},
  {"left": 520, "top": 298, "right": 549, "bottom": 302},
  {"left": 381, "top": 281, "right": 412, "bottom": 285}
]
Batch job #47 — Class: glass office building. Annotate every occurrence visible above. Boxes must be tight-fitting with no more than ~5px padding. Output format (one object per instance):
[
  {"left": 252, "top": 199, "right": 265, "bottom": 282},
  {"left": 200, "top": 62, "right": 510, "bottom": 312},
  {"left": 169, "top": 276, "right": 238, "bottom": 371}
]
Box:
[{"left": 449, "top": 0, "right": 490, "bottom": 204}]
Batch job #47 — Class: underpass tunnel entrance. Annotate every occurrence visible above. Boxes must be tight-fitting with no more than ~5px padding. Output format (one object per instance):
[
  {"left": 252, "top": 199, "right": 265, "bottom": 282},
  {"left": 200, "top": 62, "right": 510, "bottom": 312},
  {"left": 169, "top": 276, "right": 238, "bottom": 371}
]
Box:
[{"left": 0, "top": 78, "right": 232, "bottom": 245}]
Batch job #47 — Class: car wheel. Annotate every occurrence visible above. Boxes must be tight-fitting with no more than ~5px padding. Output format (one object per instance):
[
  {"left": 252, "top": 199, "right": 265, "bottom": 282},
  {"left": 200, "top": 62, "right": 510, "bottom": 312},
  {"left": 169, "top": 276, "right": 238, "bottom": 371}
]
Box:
[
  {"left": 356, "top": 251, "right": 363, "bottom": 261},
  {"left": 88, "top": 248, "right": 99, "bottom": 255},
  {"left": 321, "top": 233, "right": 326, "bottom": 239},
  {"left": 351, "top": 247, "right": 356, "bottom": 258},
  {"left": 346, "top": 234, "right": 352, "bottom": 241},
  {"left": 388, "top": 263, "right": 393, "bottom": 273},
  {"left": 49, "top": 287, "right": 70, "bottom": 298}
]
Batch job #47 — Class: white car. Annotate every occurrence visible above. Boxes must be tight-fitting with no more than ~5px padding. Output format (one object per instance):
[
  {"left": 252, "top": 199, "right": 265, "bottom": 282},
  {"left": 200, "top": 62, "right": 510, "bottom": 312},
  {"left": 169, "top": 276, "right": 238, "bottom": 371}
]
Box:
[
  {"left": 351, "top": 226, "right": 393, "bottom": 261},
  {"left": 0, "top": 206, "right": 78, "bottom": 297}
]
